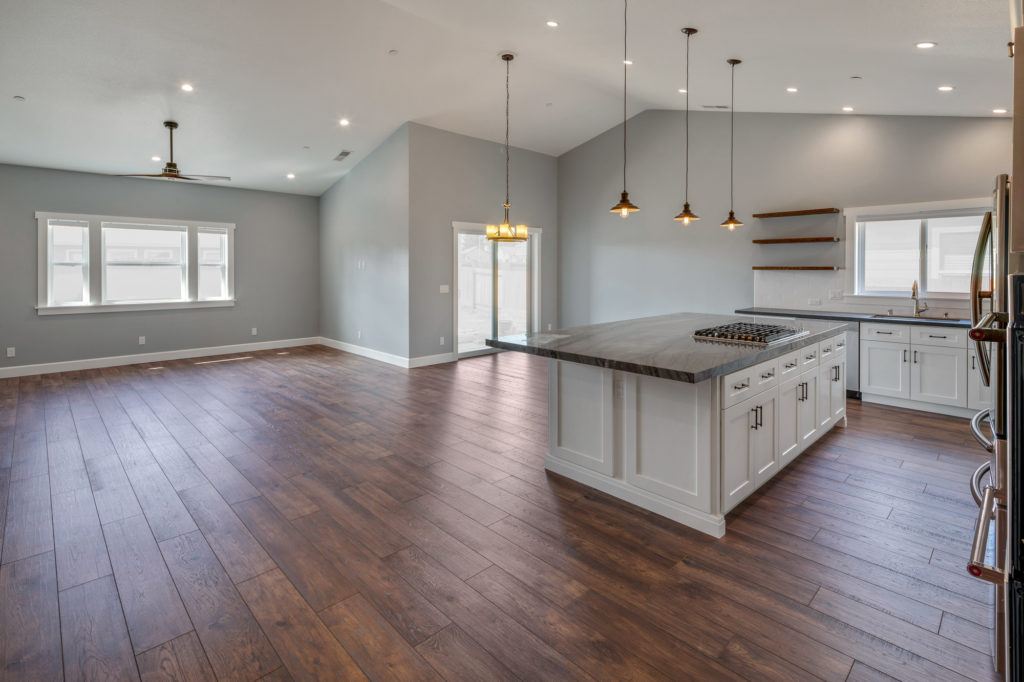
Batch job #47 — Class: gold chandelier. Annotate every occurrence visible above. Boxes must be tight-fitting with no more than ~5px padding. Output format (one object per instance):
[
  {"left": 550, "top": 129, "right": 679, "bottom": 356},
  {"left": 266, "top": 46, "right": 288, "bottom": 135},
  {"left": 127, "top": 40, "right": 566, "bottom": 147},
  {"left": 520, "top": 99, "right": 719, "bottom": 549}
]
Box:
[{"left": 486, "top": 53, "right": 528, "bottom": 242}]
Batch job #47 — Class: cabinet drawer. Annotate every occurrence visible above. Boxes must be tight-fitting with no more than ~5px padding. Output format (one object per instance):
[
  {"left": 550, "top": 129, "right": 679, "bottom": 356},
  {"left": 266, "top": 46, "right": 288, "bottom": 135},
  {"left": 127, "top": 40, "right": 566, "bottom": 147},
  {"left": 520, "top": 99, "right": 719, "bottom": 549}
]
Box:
[
  {"left": 861, "top": 323, "right": 911, "bottom": 343},
  {"left": 799, "top": 345, "right": 820, "bottom": 369},
  {"left": 833, "top": 334, "right": 850, "bottom": 355},
  {"left": 722, "top": 358, "right": 778, "bottom": 408},
  {"left": 910, "top": 326, "right": 967, "bottom": 349},
  {"left": 818, "top": 334, "right": 843, "bottom": 360},
  {"left": 778, "top": 350, "right": 803, "bottom": 379}
]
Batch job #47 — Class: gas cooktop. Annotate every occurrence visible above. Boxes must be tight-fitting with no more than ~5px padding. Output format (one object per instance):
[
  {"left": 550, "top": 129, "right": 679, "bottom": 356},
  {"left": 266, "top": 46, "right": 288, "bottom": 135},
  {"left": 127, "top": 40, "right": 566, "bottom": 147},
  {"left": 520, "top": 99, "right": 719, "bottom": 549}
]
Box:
[{"left": 692, "top": 321, "right": 808, "bottom": 347}]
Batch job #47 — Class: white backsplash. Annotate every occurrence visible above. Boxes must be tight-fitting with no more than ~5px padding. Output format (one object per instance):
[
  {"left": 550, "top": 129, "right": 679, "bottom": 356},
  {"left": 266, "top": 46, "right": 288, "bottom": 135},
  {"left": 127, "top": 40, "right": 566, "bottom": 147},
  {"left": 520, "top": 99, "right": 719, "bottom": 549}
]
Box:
[{"left": 753, "top": 271, "right": 971, "bottom": 320}]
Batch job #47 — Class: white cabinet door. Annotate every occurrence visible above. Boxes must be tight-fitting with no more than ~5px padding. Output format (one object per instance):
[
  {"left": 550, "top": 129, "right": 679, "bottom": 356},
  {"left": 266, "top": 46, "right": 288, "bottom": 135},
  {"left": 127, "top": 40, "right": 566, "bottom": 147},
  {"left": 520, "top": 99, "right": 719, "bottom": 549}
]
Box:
[
  {"left": 817, "top": 363, "right": 832, "bottom": 429},
  {"left": 910, "top": 345, "right": 967, "bottom": 407},
  {"left": 721, "top": 397, "right": 756, "bottom": 513},
  {"left": 752, "top": 392, "right": 778, "bottom": 487},
  {"left": 797, "top": 371, "right": 819, "bottom": 449},
  {"left": 778, "top": 375, "right": 801, "bottom": 467},
  {"left": 860, "top": 340, "right": 910, "bottom": 399},
  {"left": 830, "top": 357, "right": 847, "bottom": 423},
  {"left": 967, "top": 350, "right": 994, "bottom": 410}
]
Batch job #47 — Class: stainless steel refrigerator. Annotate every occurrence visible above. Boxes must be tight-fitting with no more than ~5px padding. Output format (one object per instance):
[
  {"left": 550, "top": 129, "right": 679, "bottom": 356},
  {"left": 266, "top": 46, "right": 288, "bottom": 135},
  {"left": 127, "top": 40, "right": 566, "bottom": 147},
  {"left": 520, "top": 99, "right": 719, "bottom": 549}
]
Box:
[{"left": 966, "top": 29, "right": 1024, "bottom": 677}]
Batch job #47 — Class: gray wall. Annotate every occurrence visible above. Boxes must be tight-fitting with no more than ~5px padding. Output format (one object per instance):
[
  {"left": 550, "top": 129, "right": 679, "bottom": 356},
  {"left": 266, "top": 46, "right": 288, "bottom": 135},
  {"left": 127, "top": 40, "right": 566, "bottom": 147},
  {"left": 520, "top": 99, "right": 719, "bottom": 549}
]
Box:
[
  {"left": 0, "top": 163, "right": 319, "bottom": 368},
  {"left": 319, "top": 125, "right": 411, "bottom": 357},
  {"left": 408, "top": 123, "right": 558, "bottom": 358},
  {"left": 558, "top": 110, "right": 1010, "bottom": 327}
]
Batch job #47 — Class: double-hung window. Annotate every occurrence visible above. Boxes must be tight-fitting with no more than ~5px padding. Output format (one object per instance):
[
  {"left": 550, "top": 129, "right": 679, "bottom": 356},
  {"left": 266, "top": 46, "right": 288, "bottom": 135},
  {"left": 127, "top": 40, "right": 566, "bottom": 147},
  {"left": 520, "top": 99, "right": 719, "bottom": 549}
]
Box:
[
  {"left": 853, "top": 205, "right": 987, "bottom": 298},
  {"left": 37, "top": 212, "right": 234, "bottom": 314}
]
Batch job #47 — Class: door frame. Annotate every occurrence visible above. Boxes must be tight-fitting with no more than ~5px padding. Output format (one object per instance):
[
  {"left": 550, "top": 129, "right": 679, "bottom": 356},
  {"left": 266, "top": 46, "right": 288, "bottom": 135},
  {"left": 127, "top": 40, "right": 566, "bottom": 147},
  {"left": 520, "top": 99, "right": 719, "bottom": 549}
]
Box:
[{"left": 451, "top": 222, "right": 542, "bottom": 359}]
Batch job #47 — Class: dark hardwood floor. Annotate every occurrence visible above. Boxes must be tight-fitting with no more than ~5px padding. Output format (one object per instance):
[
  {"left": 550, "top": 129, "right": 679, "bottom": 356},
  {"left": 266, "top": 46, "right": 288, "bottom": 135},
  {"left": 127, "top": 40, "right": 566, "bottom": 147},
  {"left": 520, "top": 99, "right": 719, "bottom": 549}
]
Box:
[{"left": 0, "top": 346, "right": 998, "bottom": 681}]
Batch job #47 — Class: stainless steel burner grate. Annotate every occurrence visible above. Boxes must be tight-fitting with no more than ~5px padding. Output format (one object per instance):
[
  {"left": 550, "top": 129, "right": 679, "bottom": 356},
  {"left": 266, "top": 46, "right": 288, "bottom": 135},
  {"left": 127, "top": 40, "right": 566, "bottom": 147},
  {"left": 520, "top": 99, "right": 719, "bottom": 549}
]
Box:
[{"left": 693, "top": 321, "right": 808, "bottom": 346}]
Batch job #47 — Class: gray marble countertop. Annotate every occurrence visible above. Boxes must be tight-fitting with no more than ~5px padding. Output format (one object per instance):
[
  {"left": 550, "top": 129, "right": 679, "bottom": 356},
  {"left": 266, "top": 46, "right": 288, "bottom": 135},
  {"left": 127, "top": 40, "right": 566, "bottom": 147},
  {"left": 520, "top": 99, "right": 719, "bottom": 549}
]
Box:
[
  {"left": 735, "top": 307, "right": 971, "bottom": 329},
  {"left": 486, "top": 312, "right": 849, "bottom": 383}
]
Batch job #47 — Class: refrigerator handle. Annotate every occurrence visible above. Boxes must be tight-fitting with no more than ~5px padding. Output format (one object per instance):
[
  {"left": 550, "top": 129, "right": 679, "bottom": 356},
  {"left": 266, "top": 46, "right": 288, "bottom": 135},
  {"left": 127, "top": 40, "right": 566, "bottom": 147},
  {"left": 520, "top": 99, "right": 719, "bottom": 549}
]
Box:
[
  {"left": 967, "top": 485, "right": 1005, "bottom": 584},
  {"left": 970, "top": 211, "right": 995, "bottom": 387},
  {"left": 970, "top": 408, "right": 995, "bottom": 453}
]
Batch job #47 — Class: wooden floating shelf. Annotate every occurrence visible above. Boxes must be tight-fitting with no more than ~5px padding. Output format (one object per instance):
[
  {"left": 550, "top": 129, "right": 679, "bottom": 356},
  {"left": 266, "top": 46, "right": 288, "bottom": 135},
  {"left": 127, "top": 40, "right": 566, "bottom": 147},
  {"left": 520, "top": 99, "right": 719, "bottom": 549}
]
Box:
[
  {"left": 751, "top": 208, "right": 840, "bottom": 219},
  {"left": 752, "top": 266, "right": 843, "bottom": 271},
  {"left": 752, "top": 236, "right": 840, "bottom": 245}
]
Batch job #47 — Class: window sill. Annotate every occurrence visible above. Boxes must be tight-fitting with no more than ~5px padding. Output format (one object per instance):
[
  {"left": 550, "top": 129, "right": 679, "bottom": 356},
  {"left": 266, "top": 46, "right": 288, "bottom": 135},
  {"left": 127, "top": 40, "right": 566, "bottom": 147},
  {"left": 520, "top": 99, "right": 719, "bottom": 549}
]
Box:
[
  {"left": 37, "top": 300, "right": 235, "bottom": 316},
  {"left": 848, "top": 292, "right": 969, "bottom": 303}
]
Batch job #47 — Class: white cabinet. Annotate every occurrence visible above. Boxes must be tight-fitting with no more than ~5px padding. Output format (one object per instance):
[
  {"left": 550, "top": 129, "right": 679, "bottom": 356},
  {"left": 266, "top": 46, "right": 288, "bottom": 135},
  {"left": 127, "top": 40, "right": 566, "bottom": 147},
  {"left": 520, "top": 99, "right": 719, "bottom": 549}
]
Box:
[
  {"left": 910, "top": 345, "right": 967, "bottom": 408},
  {"left": 967, "top": 350, "right": 994, "bottom": 410},
  {"left": 796, "top": 370, "right": 819, "bottom": 450},
  {"left": 778, "top": 374, "right": 802, "bottom": 467},
  {"left": 860, "top": 339, "right": 910, "bottom": 399},
  {"left": 818, "top": 355, "right": 846, "bottom": 428},
  {"left": 829, "top": 356, "right": 847, "bottom": 423},
  {"left": 721, "top": 390, "right": 777, "bottom": 513}
]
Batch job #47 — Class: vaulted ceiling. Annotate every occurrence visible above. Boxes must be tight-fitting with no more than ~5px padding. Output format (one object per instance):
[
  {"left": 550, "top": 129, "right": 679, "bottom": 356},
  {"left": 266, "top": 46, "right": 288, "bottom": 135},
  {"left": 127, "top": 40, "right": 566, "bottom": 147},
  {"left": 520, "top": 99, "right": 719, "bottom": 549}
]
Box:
[{"left": 0, "top": 0, "right": 1013, "bottom": 195}]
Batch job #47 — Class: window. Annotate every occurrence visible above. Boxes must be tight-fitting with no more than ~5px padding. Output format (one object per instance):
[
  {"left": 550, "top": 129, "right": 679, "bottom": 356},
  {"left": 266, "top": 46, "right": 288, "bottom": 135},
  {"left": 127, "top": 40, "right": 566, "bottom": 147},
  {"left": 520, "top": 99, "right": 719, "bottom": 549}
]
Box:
[
  {"left": 37, "top": 212, "right": 235, "bottom": 314},
  {"left": 854, "top": 210, "right": 986, "bottom": 297}
]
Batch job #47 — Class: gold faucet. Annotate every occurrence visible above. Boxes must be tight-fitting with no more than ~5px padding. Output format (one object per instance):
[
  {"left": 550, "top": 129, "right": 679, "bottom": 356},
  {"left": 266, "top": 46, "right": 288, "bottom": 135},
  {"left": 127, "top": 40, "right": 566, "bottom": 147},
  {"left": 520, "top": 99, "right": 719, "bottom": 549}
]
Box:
[{"left": 910, "top": 280, "right": 928, "bottom": 317}]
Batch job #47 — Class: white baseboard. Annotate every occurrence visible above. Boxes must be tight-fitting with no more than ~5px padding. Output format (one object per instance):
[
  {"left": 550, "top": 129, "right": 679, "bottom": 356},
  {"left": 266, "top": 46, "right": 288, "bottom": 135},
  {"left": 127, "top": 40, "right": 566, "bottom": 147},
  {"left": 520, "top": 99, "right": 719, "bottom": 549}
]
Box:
[
  {"left": 316, "top": 337, "right": 457, "bottom": 369},
  {"left": 0, "top": 337, "right": 320, "bottom": 379},
  {"left": 861, "top": 393, "right": 976, "bottom": 419}
]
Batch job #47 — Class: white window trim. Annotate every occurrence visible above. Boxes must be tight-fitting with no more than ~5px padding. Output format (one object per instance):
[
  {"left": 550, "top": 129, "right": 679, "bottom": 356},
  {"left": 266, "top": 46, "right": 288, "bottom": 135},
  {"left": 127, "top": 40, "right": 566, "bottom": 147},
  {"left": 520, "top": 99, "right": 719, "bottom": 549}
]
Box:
[
  {"left": 843, "top": 197, "right": 989, "bottom": 302},
  {"left": 36, "top": 211, "right": 236, "bottom": 315}
]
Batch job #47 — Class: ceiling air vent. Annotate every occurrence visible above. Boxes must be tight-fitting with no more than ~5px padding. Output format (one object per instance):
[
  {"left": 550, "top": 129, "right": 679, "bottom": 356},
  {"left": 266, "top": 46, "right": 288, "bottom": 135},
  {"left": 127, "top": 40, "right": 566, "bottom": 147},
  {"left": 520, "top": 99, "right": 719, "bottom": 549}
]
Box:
[
  {"left": 333, "top": 150, "right": 352, "bottom": 162},
  {"left": 702, "top": 105, "right": 729, "bottom": 109}
]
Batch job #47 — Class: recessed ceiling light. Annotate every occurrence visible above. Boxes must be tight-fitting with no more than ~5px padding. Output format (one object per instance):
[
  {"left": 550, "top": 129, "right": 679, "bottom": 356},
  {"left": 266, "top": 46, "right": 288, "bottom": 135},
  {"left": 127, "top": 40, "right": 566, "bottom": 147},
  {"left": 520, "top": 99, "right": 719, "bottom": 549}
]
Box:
[
  {"left": 546, "top": 20, "right": 559, "bottom": 28},
  {"left": 916, "top": 41, "right": 937, "bottom": 49},
  {"left": 151, "top": 156, "right": 161, "bottom": 162},
  {"left": 786, "top": 87, "right": 798, "bottom": 93},
  {"left": 842, "top": 106, "right": 854, "bottom": 112},
  {"left": 12, "top": 95, "right": 25, "bottom": 101},
  {"left": 286, "top": 173, "right": 296, "bottom": 180},
  {"left": 339, "top": 118, "right": 351, "bottom": 126},
  {"left": 994, "top": 108, "right": 1008, "bottom": 114},
  {"left": 678, "top": 88, "right": 687, "bottom": 94},
  {"left": 623, "top": 59, "right": 633, "bottom": 66},
  {"left": 387, "top": 49, "right": 399, "bottom": 56},
  {"left": 937, "top": 85, "right": 954, "bottom": 92},
  {"left": 180, "top": 83, "right": 194, "bottom": 92}
]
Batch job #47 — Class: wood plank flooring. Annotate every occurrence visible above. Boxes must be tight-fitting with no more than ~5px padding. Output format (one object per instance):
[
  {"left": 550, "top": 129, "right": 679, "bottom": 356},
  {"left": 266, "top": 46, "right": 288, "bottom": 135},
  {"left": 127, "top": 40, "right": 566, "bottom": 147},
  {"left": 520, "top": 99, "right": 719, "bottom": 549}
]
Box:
[{"left": 0, "top": 346, "right": 998, "bottom": 681}]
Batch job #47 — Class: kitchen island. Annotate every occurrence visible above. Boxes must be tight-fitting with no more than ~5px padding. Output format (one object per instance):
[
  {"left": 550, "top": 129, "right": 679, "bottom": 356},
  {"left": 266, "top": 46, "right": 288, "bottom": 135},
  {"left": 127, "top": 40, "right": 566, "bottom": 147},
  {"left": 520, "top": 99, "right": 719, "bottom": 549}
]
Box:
[{"left": 487, "top": 313, "right": 850, "bottom": 537}]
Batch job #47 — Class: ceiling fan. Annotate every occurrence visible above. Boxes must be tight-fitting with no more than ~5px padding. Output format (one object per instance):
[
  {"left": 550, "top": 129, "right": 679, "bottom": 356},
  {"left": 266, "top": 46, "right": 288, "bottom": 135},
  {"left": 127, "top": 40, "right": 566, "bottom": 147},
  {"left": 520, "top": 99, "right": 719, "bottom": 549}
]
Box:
[{"left": 118, "top": 120, "right": 230, "bottom": 182}]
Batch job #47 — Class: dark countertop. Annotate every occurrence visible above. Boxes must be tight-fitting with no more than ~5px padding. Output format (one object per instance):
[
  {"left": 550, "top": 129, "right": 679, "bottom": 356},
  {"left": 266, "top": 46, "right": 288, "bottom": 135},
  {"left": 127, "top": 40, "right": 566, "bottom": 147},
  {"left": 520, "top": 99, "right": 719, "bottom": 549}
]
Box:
[
  {"left": 735, "top": 307, "right": 971, "bottom": 329},
  {"left": 486, "top": 312, "right": 849, "bottom": 384}
]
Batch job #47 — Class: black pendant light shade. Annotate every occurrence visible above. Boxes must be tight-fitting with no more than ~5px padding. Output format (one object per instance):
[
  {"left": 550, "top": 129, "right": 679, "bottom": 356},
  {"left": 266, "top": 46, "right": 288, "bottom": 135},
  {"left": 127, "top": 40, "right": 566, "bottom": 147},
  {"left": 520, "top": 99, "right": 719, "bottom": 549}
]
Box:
[
  {"left": 720, "top": 58, "right": 743, "bottom": 230},
  {"left": 610, "top": 0, "right": 638, "bottom": 218},
  {"left": 674, "top": 27, "right": 700, "bottom": 224}
]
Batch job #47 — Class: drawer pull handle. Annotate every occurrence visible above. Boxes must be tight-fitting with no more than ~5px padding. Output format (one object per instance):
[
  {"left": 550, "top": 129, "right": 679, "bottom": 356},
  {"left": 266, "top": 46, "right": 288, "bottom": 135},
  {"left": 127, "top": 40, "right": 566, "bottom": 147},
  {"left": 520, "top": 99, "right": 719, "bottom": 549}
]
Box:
[
  {"left": 903, "top": 349, "right": 908, "bottom": 363},
  {"left": 806, "top": 353, "right": 816, "bottom": 360},
  {"left": 823, "top": 346, "right": 832, "bottom": 353},
  {"left": 928, "top": 334, "right": 947, "bottom": 339},
  {"left": 733, "top": 381, "right": 749, "bottom": 390},
  {"left": 876, "top": 331, "right": 893, "bottom": 335},
  {"left": 761, "top": 371, "right": 774, "bottom": 379},
  {"left": 784, "top": 362, "right": 797, "bottom": 369}
]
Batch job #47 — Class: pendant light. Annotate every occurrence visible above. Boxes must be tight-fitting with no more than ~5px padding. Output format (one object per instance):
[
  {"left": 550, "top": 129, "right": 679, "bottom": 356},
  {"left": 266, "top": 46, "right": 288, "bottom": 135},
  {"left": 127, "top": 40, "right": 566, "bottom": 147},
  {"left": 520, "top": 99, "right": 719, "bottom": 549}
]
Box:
[
  {"left": 720, "top": 58, "right": 744, "bottom": 230},
  {"left": 486, "top": 53, "right": 528, "bottom": 242},
  {"left": 610, "top": 0, "right": 639, "bottom": 218},
  {"left": 674, "top": 27, "right": 700, "bottom": 224}
]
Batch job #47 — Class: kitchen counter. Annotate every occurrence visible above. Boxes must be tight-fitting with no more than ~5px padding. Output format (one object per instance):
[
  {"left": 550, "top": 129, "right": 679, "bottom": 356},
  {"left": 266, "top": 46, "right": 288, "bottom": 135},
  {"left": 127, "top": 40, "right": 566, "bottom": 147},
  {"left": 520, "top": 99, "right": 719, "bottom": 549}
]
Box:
[
  {"left": 486, "top": 312, "right": 849, "bottom": 383},
  {"left": 735, "top": 306, "right": 971, "bottom": 328}
]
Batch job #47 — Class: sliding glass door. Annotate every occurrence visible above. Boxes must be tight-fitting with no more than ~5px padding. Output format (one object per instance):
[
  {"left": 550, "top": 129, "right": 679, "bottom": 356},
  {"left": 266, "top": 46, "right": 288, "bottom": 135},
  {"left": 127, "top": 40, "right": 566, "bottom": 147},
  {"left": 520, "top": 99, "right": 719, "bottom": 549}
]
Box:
[{"left": 454, "top": 224, "right": 540, "bottom": 358}]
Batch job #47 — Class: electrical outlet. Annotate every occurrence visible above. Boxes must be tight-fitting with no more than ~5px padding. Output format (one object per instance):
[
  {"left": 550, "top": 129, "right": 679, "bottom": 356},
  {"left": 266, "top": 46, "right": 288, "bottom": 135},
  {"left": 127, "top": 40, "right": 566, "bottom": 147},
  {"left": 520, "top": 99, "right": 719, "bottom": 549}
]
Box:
[
  {"left": 547, "top": 323, "right": 552, "bottom": 331},
  {"left": 251, "top": 327, "right": 258, "bottom": 336},
  {"left": 828, "top": 289, "right": 844, "bottom": 301},
  {"left": 807, "top": 298, "right": 822, "bottom": 306},
  {"left": 439, "top": 284, "right": 450, "bottom": 294},
  {"left": 138, "top": 336, "right": 146, "bottom": 345},
  {"left": 5, "top": 347, "right": 14, "bottom": 358},
  {"left": 440, "top": 336, "right": 445, "bottom": 346}
]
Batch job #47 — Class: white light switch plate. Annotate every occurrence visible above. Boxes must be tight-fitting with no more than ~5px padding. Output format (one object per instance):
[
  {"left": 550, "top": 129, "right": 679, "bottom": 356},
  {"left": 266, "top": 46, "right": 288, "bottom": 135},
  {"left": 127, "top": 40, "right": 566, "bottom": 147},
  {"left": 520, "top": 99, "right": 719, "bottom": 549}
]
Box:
[
  {"left": 5, "top": 347, "right": 14, "bottom": 358},
  {"left": 138, "top": 336, "right": 146, "bottom": 345},
  {"left": 439, "top": 284, "right": 450, "bottom": 294}
]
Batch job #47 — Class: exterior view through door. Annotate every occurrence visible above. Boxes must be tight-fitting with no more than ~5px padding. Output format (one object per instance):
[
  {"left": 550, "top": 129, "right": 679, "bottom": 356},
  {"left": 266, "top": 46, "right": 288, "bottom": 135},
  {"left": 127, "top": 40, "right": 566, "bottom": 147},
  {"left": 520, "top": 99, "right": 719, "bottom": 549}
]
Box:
[{"left": 453, "top": 222, "right": 540, "bottom": 357}]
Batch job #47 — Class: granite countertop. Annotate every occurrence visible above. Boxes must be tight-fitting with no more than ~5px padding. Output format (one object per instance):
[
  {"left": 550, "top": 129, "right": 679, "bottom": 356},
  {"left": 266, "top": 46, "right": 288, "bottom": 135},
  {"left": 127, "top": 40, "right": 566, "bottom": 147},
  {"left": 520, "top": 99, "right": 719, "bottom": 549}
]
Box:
[
  {"left": 486, "top": 312, "right": 849, "bottom": 383},
  {"left": 735, "top": 307, "right": 971, "bottom": 329}
]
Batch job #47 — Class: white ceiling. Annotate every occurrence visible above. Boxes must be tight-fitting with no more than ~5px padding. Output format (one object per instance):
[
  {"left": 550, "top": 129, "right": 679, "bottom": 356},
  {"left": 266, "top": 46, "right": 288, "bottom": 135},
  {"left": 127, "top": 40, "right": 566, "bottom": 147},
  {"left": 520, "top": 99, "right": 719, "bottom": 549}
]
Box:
[{"left": 0, "top": 0, "right": 1014, "bottom": 195}]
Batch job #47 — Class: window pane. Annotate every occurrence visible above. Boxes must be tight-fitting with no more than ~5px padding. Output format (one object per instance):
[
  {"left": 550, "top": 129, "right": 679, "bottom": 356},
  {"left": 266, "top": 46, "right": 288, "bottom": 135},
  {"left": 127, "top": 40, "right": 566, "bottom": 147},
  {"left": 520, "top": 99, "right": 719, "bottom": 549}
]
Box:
[
  {"left": 48, "top": 220, "right": 89, "bottom": 305},
  {"left": 103, "top": 224, "right": 186, "bottom": 302},
  {"left": 926, "top": 215, "right": 984, "bottom": 294},
  {"left": 860, "top": 219, "right": 920, "bottom": 293},
  {"left": 497, "top": 240, "right": 529, "bottom": 337},
  {"left": 457, "top": 233, "right": 493, "bottom": 354},
  {"left": 197, "top": 230, "right": 229, "bottom": 300}
]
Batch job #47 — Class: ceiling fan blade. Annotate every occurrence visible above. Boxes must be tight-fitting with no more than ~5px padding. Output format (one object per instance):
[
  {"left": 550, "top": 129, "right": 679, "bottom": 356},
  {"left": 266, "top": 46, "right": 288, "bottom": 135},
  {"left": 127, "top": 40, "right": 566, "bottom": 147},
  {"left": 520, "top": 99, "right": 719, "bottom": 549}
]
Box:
[{"left": 182, "top": 174, "right": 232, "bottom": 181}]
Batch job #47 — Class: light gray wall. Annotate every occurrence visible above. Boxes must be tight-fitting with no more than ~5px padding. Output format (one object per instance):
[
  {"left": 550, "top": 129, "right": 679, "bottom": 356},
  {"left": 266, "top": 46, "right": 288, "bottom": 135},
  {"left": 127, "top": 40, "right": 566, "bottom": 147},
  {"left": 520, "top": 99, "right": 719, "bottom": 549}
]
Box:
[
  {"left": 408, "top": 123, "right": 558, "bottom": 358},
  {"left": 0, "top": 163, "right": 319, "bottom": 368},
  {"left": 558, "top": 110, "right": 1010, "bottom": 327},
  {"left": 319, "top": 124, "right": 410, "bottom": 357}
]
